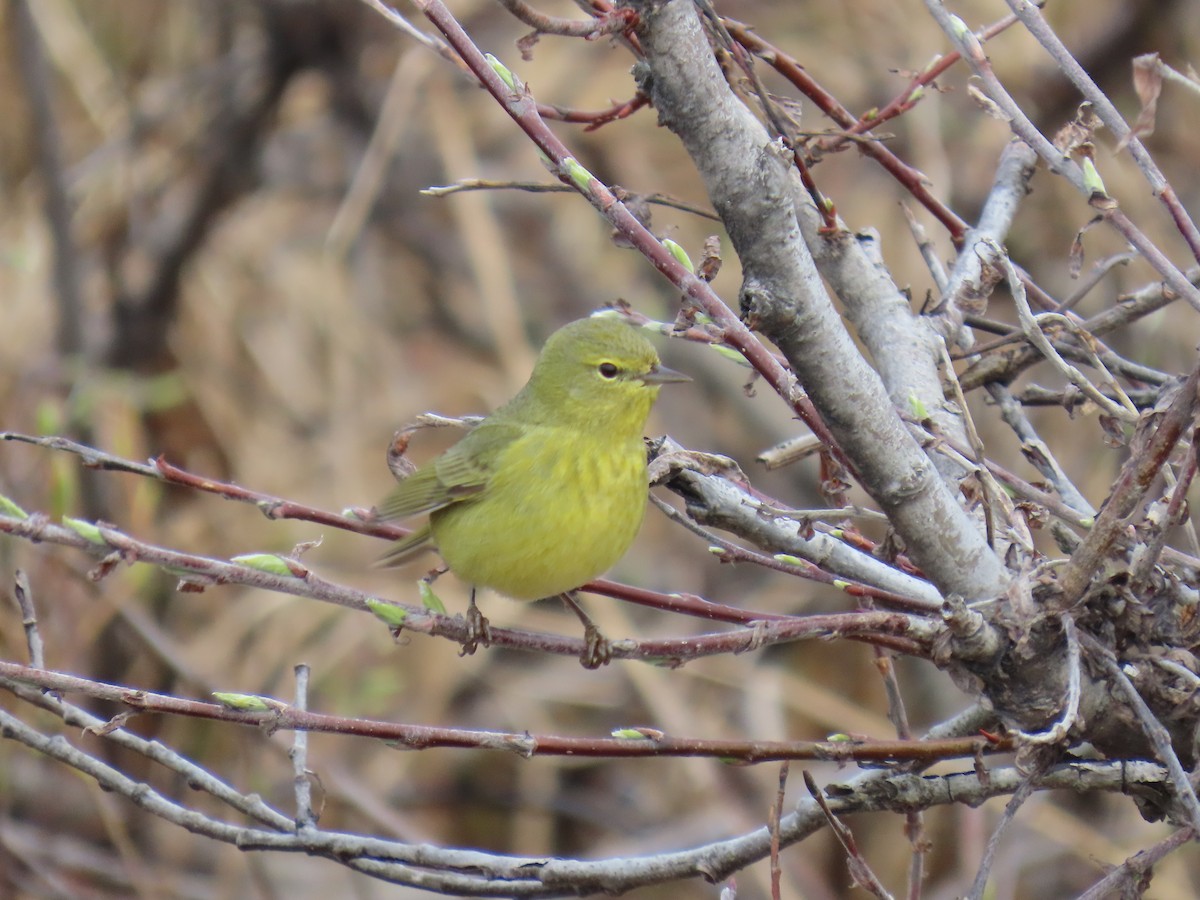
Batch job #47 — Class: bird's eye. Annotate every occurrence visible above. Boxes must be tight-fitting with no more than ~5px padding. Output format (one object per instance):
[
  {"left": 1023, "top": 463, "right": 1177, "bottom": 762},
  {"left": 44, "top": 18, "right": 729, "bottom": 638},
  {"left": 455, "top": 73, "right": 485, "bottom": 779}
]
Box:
[{"left": 598, "top": 362, "right": 619, "bottom": 379}]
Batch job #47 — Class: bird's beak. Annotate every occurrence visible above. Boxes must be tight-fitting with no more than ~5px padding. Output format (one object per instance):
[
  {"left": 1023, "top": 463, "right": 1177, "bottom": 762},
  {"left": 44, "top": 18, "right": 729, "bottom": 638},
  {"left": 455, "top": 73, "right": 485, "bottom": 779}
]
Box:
[{"left": 640, "top": 364, "right": 690, "bottom": 385}]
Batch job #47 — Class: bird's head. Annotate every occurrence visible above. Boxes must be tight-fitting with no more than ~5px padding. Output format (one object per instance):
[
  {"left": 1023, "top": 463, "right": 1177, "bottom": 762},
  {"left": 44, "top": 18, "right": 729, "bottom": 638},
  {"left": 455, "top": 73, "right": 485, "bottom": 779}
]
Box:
[{"left": 521, "top": 316, "right": 688, "bottom": 433}]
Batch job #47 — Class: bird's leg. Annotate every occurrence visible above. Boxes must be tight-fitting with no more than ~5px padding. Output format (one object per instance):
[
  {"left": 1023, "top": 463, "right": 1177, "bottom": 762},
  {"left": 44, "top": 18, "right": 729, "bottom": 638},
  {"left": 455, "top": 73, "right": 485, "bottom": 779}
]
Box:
[
  {"left": 461, "top": 587, "right": 492, "bottom": 656},
  {"left": 560, "top": 592, "right": 612, "bottom": 669}
]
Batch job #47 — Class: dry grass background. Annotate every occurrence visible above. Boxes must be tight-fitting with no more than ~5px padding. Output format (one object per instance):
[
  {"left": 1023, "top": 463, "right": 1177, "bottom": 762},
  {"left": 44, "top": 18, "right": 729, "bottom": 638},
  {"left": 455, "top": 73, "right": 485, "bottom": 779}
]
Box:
[{"left": 2, "top": 0, "right": 1200, "bottom": 897}]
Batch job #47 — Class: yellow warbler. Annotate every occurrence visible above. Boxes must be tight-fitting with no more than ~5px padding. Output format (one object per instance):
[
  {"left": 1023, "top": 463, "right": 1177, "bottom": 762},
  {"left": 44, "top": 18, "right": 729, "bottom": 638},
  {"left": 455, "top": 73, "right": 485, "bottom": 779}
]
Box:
[{"left": 378, "top": 315, "right": 687, "bottom": 664}]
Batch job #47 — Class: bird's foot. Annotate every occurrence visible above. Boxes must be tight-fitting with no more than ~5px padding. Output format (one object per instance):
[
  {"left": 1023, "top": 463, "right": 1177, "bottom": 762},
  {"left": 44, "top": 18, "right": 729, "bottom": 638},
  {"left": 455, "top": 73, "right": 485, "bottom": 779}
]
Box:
[
  {"left": 560, "top": 592, "right": 611, "bottom": 669},
  {"left": 580, "top": 622, "right": 612, "bottom": 670},
  {"left": 460, "top": 600, "right": 492, "bottom": 657}
]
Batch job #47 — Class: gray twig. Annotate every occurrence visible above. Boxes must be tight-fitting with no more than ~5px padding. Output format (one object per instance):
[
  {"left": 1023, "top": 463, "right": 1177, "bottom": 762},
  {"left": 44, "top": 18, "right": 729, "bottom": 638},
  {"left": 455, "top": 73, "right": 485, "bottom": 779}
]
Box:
[
  {"left": 1015, "top": 614, "right": 1081, "bottom": 746},
  {"left": 13, "top": 571, "right": 45, "bottom": 670},
  {"left": 804, "top": 771, "right": 895, "bottom": 900},
  {"left": 965, "top": 773, "right": 1041, "bottom": 900},
  {"left": 291, "top": 664, "right": 316, "bottom": 830},
  {"left": 1074, "top": 827, "right": 1195, "bottom": 900},
  {"left": 1080, "top": 633, "right": 1200, "bottom": 833}
]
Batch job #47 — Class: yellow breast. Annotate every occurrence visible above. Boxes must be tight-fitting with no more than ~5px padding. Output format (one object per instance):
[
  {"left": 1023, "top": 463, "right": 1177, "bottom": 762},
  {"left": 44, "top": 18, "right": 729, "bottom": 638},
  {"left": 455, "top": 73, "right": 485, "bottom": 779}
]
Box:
[{"left": 430, "top": 428, "right": 648, "bottom": 600}]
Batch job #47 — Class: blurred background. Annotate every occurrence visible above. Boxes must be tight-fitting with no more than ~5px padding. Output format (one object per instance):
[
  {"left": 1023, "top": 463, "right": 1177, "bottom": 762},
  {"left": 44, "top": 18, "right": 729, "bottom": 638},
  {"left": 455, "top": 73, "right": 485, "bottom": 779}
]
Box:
[{"left": 2, "top": 0, "right": 1199, "bottom": 896}]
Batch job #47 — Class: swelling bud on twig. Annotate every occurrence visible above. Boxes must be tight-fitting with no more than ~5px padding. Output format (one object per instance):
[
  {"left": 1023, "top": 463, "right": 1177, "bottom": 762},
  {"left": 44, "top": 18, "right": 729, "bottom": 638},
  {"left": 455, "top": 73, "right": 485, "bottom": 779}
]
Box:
[
  {"left": 231, "top": 553, "right": 298, "bottom": 577},
  {"left": 63, "top": 516, "right": 106, "bottom": 546},
  {"left": 213, "top": 692, "right": 272, "bottom": 712},
  {"left": 661, "top": 239, "right": 694, "bottom": 273},
  {"left": 366, "top": 598, "right": 408, "bottom": 628},
  {"left": 484, "top": 53, "right": 518, "bottom": 92},
  {"left": 562, "top": 157, "right": 596, "bottom": 193},
  {"left": 0, "top": 494, "right": 28, "bottom": 518}
]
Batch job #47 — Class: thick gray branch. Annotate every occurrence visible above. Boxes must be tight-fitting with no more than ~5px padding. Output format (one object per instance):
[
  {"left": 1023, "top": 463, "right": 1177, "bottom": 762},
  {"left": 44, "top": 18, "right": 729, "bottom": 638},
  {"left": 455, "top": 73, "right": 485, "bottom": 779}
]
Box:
[
  {"left": 661, "top": 449, "right": 944, "bottom": 607},
  {"left": 631, "top": 0, "right": 1008, "bottom": 600},
  {"left": 933, "top": 139, "right": 1038, "bottom": 343}
]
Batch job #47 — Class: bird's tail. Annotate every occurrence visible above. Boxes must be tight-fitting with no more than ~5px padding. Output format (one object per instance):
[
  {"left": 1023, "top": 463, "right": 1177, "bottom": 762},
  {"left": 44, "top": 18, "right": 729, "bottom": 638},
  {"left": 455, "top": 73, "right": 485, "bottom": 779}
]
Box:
[{"left": 376, "top": 522, "right": 435, "bottom": 568}]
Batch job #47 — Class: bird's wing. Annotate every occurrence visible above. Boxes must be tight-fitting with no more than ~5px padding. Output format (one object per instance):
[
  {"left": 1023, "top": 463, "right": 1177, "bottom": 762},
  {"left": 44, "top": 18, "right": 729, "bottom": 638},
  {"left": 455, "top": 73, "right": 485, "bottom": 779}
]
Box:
[{"left": 377, "top": 421, "right": 523, "bottom": 520}]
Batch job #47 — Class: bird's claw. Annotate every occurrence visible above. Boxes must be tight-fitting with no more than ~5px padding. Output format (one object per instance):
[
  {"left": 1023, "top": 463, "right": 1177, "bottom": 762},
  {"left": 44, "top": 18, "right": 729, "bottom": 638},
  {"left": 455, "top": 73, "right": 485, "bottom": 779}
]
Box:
[
  {"left": 460, "top": 604, "right": 493, "bottom": 656},
  {"left": 580, "top": 622, "right": 612, "bottom": 669}
]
